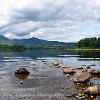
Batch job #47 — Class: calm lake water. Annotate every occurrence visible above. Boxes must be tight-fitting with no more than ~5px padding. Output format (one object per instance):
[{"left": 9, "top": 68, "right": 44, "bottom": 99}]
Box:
[
  {"left": 0, "top": 49, "right": 99, "bottom": 100},
  {"left": 0, "top": 49, "right": 100, "bottom": 74}
]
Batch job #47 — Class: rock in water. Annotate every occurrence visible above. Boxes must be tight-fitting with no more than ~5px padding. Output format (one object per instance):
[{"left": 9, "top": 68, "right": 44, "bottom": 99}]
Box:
[
  {"left": 88, "top": 69, "right": 100, "bottom": 75},
  {"left": 15, "top": 73, "right": 29, "bottom": 80},
  {"left": 63, "top": 68, "right": 75, "bottom": 74},
  {"left": 84, "top": 86, "right": 100, "bottom": 95},
  {"left": 73, "top": 70, "right": 91, "bottom": 83},
  {"left": 15, "top": 67, "right": 30, "bottom": 75},
  {"left": 52, "top": 62, "right": 59, "bottom": 66},
  {"left": 20, "top": 81, "right": 23, "bottom": 84}
]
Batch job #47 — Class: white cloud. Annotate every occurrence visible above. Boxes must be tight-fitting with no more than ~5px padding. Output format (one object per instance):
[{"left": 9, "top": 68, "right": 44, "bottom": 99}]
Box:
[{"left": 0, "top": 0, "right": 100, "bottom": 42}]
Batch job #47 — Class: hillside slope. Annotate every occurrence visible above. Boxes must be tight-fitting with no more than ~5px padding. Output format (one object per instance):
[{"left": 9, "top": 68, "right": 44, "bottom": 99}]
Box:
[{"left": 0, "top": 35, "right": 13, "bottom": 46}]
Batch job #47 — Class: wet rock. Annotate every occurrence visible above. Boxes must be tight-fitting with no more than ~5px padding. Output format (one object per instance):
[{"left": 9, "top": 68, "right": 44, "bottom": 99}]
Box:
[
  {"left": 82, "top": 64, "right": 95, "bottom": 66},
  {"left": 20, "top": 81, "right": 23, "bottom": 84},
  {"left": 86, "top": 66, "right": 91, "bottom": 69},
  {"left": 90, "top": 64, "right": 96, "bottom": 66},
  {"left": 65, "top": 74, "right": 70, "bottom": 77},
  {"left": 88, "top": 69, "right": 100, "bottom": 75},
  {"left": 63, "top": 68, "right": 75, "bottom": 74},
  {"left": 75, "top": 67, "right": 83, "bottom": 70},
  {"left": 43, "top": 62, "right": 47, "bottom": 64},
  {"left": 59, "top": 64, "right": 68, "bottom": 68},
  {"left": 56, "top": 66, "right": 61, "bottom": 68},
  {"left": 73, "top": 70, "right": 91, "bottom": 83},
  {"left": 90, "top": 95, "right": 94, "bottom": 98},
  {"left": 74, "top": 68, "right": 88, "bottom": 74},
  {"left": 15, "top": 67, "right": 30, "bottom": 75},
  {"left": 62, "top": 66, "right": 68, "bottom": 68},
  {"left": 52, "top": 62, "right": 59, "bottom": 66},
  {"left": 84, "top": 86, "right": 100, "bottom": 95},
  {"left": 93, "top": 78, "right": 98, "bottom": 80},
  {"left": 76, "top": 93, "right": 86, "bottom": 99},
  {"left": 41, "top": 60, "right": 46, "bottom": 62},
  {"left": 15, "top": 73, "right": 29, "bottom": 80},
  {"left": 66, "top": 94, "right": 73, "bottom": 97}
]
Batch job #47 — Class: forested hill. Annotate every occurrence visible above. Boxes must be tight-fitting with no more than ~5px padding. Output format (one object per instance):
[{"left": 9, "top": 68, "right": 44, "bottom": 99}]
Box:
[
  {"left": 13, "top": 37, "right": 67, "bottom": 46},
  {"left": 78, "top": 37, "right": 100, "bottom": 48},
  {"left": 13, "top": 37, "right": 77, "bottom": 48},
  {"left": 0, "top": 35, "right": 77, "bottom": 48}
]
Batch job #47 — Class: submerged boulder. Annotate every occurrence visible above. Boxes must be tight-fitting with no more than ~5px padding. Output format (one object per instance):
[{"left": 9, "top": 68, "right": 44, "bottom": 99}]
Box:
[
  {"left": 15, "top": 67, "right": 30, "bottom": 75},
  {"left": 84, "top": 86, "right": 100, "bottom": 95},
  {"left": 73, "top": 70, "right": 91, "bottom": 83}
]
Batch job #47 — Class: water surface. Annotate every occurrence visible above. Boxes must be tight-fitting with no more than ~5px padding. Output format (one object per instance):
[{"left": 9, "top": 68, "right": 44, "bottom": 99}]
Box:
[
  {"left": 0, "top": 49, "right": 99, "bottom": 100},
  {"left": 0, "top": 49, "right": 100, "bottom": 72}
]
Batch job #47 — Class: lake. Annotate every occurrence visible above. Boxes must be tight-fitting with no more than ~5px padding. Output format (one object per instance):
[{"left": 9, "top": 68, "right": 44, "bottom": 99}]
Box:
[{"left": 0, "top": 49, "right": 100, "bottom": 100}]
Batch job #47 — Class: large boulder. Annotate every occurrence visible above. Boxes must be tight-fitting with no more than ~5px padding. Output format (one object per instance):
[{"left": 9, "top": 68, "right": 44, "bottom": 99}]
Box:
[
  {"left": 84, "top": 86, "right": 100, "bottom": 95},
  {"left": 15, "top": 67, "right": 30, "bottom": 75},
  {"left": 73, "top": 70, "right": 91, "bottom": 83}
]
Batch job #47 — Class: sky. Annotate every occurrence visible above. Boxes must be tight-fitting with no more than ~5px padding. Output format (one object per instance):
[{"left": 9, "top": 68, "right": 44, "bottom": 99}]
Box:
[{"left": 0, "top": 0, "right": 100, "bottom": 42}]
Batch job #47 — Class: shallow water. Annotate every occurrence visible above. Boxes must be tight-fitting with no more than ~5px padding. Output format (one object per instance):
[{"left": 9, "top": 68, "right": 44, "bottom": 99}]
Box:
[{"left": 0, "top": 49, "right": 99, "bottom": 100}]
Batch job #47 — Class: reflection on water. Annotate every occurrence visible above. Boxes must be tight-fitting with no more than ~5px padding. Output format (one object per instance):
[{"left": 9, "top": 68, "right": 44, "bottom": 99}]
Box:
[
  {"left": 15, "top": 74, "right": 29, "bottom": 80},
  {"left": 0, "top": 49, "right": 99, "bottom": 71},
  {"left": 77, "top": 50, "right": 100, "bottom": 58},
  {"left": 0, "top": 49, "right": 100, "bottom": 59}
]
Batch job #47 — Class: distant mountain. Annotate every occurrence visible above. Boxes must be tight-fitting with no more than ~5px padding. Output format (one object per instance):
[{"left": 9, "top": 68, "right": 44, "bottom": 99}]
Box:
[
  {"left": 13, "top": 37, "right": 68, "bottom": 47},
  {"left": 0, "top": 35, "right": 13, "bottom": 46},
  {"left": 0, "top": 35, "right": 77, "bottom": 48}
]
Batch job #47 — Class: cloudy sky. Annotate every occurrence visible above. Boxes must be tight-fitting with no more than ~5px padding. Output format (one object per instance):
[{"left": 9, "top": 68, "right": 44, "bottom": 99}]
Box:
[{"left": 0, "top": 0, "right": 100, "bottom": 42}]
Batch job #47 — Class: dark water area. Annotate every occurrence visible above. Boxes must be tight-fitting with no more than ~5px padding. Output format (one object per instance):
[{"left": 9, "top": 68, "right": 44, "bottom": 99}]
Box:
[{"left": 0, "top": 49, "right": 100, "bottom": 59}]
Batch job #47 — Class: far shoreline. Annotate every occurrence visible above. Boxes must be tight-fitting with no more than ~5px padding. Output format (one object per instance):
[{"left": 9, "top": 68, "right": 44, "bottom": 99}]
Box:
[{"left": 69, "top": 48, "right": 100, "bottom": 51}]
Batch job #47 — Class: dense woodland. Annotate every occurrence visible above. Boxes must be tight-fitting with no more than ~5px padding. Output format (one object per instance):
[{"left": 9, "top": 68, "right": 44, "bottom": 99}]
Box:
[{"left": 77, "top": 37, "right": 100, "bottom": 48}]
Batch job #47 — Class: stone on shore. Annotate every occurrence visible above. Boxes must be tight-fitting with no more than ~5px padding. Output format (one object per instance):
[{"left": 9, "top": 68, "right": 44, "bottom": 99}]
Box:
[
  {"left": 84, "top": 86, "right": 100, "bottom": 95},
  {"left": 73, "top": 70, "right": 91, "bottom": 83}
]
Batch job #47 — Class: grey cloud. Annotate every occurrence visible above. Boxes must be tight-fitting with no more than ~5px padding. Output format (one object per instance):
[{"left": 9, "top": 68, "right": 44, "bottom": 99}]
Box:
[{"left": 0, "top": 0, "right": 100, "bottom": 42}]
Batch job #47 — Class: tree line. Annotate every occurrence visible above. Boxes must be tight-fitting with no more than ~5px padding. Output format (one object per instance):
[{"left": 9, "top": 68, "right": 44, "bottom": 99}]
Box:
[
  {"left": 78, "top": 37, "right": 100, "bottom": 48},
  {"left": 0, "top": 45, "right": 26, "bottom": 51}
]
